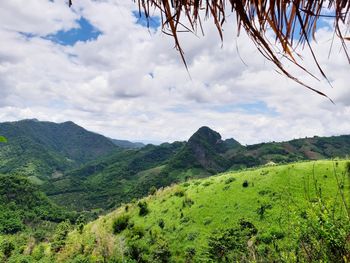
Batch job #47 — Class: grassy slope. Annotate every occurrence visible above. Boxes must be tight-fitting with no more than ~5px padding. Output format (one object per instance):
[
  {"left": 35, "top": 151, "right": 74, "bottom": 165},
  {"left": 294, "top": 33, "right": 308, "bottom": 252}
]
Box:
[{"left": 45, "top": 160, "right": 349, "bottom": 262}]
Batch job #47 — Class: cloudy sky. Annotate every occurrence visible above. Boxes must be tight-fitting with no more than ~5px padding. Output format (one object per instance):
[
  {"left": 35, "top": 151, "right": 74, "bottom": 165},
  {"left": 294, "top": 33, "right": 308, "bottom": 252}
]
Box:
[{"left": 1, "top": 0, "right": 350, "bottom": 144}]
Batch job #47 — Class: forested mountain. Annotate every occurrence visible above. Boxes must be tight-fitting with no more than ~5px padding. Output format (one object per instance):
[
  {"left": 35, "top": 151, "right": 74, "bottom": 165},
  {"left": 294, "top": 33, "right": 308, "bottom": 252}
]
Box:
[
  {"left": 2, "top": 121, "right": 350, "bottom": 262},
  {"left": 0, "top": 119, "right": 119, "bottom": 179},
  {"left": 2, "top": 119, "right": 350, "bottom": 212},
  {"left": 43, "top": 125, "right": 350, "bottom": 210}
]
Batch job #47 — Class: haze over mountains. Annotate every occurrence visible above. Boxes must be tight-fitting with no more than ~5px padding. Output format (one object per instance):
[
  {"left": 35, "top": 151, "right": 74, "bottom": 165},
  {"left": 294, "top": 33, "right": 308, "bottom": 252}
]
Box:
[{"left": 1, "top": 119, "right": 350, "bottom": 210}]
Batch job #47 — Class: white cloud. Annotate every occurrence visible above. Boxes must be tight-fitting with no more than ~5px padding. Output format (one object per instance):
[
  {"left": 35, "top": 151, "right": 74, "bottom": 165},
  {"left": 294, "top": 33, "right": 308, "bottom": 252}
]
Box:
[{"left": 0, "top": 0, "right": 350, "bottom": 145}]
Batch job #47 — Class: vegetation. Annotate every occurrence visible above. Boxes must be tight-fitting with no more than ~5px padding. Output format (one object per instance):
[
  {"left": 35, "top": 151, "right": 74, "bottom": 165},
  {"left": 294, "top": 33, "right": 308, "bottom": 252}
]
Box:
[
  {"left": 1, "top": 160, "right": 347, "bottom": 262},
  {"left": 42, "top": 125, "right": 350, "bottom": 211},
  {"left": 0, "top": 119, "right": 118, "bottom": 178}
]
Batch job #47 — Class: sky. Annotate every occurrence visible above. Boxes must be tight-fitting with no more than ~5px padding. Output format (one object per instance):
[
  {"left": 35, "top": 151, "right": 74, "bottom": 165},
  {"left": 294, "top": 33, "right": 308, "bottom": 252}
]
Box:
[{"left": 0, "top": 0, "right": 350, "bottom": 145}]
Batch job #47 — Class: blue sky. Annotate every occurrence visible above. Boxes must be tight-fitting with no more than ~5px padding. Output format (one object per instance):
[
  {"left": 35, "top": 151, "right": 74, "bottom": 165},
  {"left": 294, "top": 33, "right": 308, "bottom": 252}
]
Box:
[{"left": 45, "top": 17, "right": 102, "bottom": 46}]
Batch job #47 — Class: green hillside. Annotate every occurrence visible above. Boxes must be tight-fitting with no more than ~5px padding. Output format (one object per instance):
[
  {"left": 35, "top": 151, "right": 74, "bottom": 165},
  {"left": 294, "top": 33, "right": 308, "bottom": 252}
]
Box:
[
  {"left": 44, "top": 142, "right": 185, "bottom": 210},
  {"left": 0, "top": 119, "right": 119, "bottom": 179},
  {"left": 45, "top": 126, "right": 350, "bottom": 212},
  {"left": 0, "top": 174, "right": 76, "bottom": 235},
  {"left": 9, "top": 160, "right": 349, "bottom": 262}
]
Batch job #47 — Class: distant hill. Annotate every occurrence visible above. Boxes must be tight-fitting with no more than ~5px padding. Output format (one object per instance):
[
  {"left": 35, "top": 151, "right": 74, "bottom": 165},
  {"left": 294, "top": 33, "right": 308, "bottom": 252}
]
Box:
[
  {"left": 0, "top": 119, "right": 119, "bottom": 179},
  {"left": 109, "top": 138, "right": 145, "bottom": 149},
  {"left": 44, "top": 126, "right": 350, "bottom": 211},
  {"left": 2, "top": 120, "right": 350, "bottom": 211}
]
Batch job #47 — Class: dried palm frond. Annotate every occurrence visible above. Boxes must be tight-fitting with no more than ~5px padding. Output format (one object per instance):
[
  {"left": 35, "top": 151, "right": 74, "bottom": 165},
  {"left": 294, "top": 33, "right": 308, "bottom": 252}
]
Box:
[{"left": 70, "top": 1, "right": 350, "bottom": 99}]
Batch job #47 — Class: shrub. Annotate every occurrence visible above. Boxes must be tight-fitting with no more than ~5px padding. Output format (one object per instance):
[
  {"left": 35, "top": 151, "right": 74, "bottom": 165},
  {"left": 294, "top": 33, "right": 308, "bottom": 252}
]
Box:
[
  {"left": 112, "top": 214, "right": 129, "bottom": 234},
  {"left": 127, "top": 239, "right": 149, "bottom": 262},
  {"left": 158, "top": 219, "right": 165, "bottom": 229},
  {"left": 223, "top": 185, "right": 230, "bottom": 191},
  {"left": 0, "top": 240, "right": 15, "bottom": 259},
  {"left": 242, "top": 180, "right": 249, "bottom": 188},
  {"left": 187, "top": 232, "right": 199, "bottom": 241},
  {"left": 51, "top": 220, "right": 71, "bottom": 252},
  {"left": 203, "top": 181, "right": 212, "bottom": 187},
  {"left": 225, "top": 177, "right": 236, "bottom": 184},
  {"left": 346, "top": 161, "right": 350, "bottom": 175},
  {"left": 149, "top": 186, "right": 157, "bottom": 195},
  {"left": 174, "top": 189, "right": 185, "bottom": 197},
  {"left": 182, "top": 197, "right": 194, "bottom": 208},
  {"left": 256, "top": 203, "right": 272, "bottom": 220},
  {"left": 203, "top": 217, "right": 212, "bottom": 225},
  {"left": 185, "top": 247, "right": 196, "bottom": 262},
  {"left": 152, "top": 239, "right": 171, "bottom": 263},
  {"left": 129, "top": 225, "right": 145, "bottom": 239},
  {"left": 138, "top": 201, "right": 149, "bottom": 216}
]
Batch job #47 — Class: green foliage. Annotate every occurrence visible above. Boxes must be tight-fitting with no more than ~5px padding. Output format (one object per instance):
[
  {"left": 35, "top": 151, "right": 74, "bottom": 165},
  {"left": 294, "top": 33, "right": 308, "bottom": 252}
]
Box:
[
  {"left": 112, "top": 215, "right": 130, "bottom": 234},
  {"left": 0, "top": 136, "right": 7, "bottom": 143},
  {"left": 149, "top": 186, "right": 157, "bottom": 195},
  {"left": 51, "top": 220, "right": 71, "bottom": 252},
  {"left": 256, "top": 203, "right": 272, "bottom": 220},
  {"left": 158, "top": 219, "right": 165, "bottom": 229},
  {"left": 242, "top": 180, "right": 249, "bottom": 187},
  {"left": 297, "top": 205, "right": 350, "bottom": 262},
  {"left": 0, "top": 174, "right": 74, "bottom": 235},
  {"left": 138, "top": 201, "right": 149, "bottom": 216},
  {"left": 207, "top": 220, "right": 257, "bottom": 262},
  {"left": 224, "top": 177, "right": 236, "bottom": 184},
  {"left": 152, "top": 239, "right": 171, "bottom": 263},
  {"left": 0, "top": 239, "right": 15, "bottom": 259}
]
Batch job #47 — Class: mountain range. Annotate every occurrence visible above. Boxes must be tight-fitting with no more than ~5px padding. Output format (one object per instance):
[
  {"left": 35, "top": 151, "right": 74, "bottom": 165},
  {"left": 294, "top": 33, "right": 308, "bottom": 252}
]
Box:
[{"left": 2, "top": 119, "right": 350, "bottom": 211}]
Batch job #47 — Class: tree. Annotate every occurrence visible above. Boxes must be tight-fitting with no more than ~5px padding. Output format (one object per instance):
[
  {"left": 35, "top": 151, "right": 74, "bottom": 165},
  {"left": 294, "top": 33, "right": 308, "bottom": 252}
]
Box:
[{"left": 0, "top": 136, "right": 7, "bottom": 143}]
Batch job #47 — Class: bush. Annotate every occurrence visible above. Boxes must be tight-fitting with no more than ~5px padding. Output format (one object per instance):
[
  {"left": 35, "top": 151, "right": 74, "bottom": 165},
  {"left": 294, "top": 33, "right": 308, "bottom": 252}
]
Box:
[
  {"left": 51, "top": 220, "right": 71, "bottom": 252},
  {"left": 149, "top": 186, "right": 157, "bottom": 195},
  {"left": 152, "top": 239, "right": 171, "bottom": 263},
  {"left": 138, "top": 201, "right": 149, "bottom": 216},
  {"left": 174, "top": 189, "right": 185, "bottom": 197},
  {"left": 346, "top": 161, "right": 350, "bottom": 175},
  {"left": 182, "top": 197, "right": 194, "bottom": 208},
  {"left": 203, "top": 181, "right": 212, "bottom": 187},
  {"left": 256, "top": 203, "right": 272, "bottom": 220},
  {"left": 185, "top": 247, "right": 196, "bottom": 262},
  {"left": 187, "top": 232, "right": 198, "bottom": 241},
  {"left": 112, "top": 214, "right": 129, "bottom": 234},
  {"left": 129, "top": 225, "right": 145, "bottom": 239},
  {"left": 0, "top": 240, "right": 15, "bottom": 259},
  {"left": 242, "top": 180, "right": 249, "bottom": 188},
  {"left": 158, "top": 219, "right": 165, "bottom": 229},
  {"left": 207, "top": 220, "right": 257, "bottom": 262},
  {"left": 225, "top": 177, "right": 236, "bottom": 184}
]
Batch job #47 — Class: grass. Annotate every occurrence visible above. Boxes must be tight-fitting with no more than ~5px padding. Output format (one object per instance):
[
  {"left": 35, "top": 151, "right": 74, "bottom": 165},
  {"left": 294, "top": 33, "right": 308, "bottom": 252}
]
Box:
[{"left": 36, "top": 160, "right": 350, "bottom": 262}]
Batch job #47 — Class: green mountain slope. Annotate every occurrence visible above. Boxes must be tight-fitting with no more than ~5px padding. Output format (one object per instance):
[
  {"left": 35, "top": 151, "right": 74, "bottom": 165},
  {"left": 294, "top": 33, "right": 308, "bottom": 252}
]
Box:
[
  {"left": 45, "top": 126, "right": 350, "bottom": 211},
  {"left": 16, "top": 160, "right": 350, "bottom": 262},
  {"left": 0, "top": 174, "right": 75, "bottom": 235},
  {"left": 0, "top": 119, "right": 118, "bottom": 179},
  {"left": 44, "top": 142, "right": 185, "bottom": 210}
]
